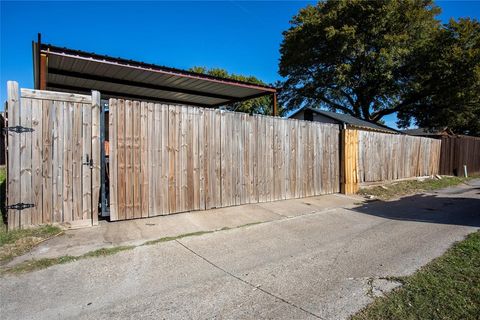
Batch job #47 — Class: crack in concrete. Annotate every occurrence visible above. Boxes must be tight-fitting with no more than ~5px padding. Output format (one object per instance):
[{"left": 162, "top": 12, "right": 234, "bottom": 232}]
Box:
[
  {"left": 175, "top": 239, "right": 325, "bottom": 320},
  {"left": 364, "top": 276, "right": 402, "bottom": 299}
]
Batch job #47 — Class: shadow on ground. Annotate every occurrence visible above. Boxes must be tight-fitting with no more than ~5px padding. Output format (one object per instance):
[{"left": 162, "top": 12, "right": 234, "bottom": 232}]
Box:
[{"left": 353, "top": 193, "right": 480, "bottom": 227}]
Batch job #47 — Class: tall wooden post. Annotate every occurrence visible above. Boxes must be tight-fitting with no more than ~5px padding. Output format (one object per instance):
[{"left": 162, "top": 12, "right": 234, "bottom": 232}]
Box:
[
  {"left": 7, "top": 81, "right": 21, "bottom": 229},
  {"left": 340, "top": 128, "right": 359, "bottom": 194},
  {"left": 272, "top": 93, "right": 278, "bottom": 116},
  {"left": 91, "top": 90, "right": 101, "bottom": 226},
  {"left": 39, "top": 54, "right": 48, "bottom": 90}
]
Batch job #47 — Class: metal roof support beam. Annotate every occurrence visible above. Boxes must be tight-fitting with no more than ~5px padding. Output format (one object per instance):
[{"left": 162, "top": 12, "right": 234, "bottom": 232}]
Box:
[
  {"left": 48, "top": 68, "right": 237, "bottom": 101},
  {"left": 209, "top": 91, "right": 275, "bottom": 108}
]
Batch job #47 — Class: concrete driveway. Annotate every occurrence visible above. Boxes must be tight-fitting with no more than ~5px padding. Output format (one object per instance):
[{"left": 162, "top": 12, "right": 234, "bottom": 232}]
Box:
[{"left": 1, "top": 180, "right": 479, "bottom": 320}]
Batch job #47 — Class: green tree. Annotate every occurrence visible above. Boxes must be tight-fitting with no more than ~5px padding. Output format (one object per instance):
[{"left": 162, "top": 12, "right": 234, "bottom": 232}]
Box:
[
  {"left": 278, "top": 0, "right": 480, "bottom": 135},
  {"left": 189, "top": 66, "right": 276, "bottom": 115},
  {"left": 397, "top": 18, "right": 480, "bottom": 135}
]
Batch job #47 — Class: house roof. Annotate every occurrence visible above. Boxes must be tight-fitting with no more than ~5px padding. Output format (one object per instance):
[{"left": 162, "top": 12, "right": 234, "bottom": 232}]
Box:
[
  {"left": 289, "top": 107, "right": 400, "bottom": 134},
  {"left": 401, "top": 128, "right": 452, "bottom": 137},
  {"left": 33, "top": 41, "right": 276, "bottom": 108}
]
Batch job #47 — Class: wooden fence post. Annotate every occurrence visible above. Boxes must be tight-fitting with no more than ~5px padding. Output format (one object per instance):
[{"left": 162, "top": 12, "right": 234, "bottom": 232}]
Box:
[
  {"left": 91, "top": 91, "right": 101, "bottom": 226},
  {"left": 341, "top": 128, "right": 359, "bottom": 194},
  {"left": 6, "top": 81, "right": 20, "bottom": 229}
]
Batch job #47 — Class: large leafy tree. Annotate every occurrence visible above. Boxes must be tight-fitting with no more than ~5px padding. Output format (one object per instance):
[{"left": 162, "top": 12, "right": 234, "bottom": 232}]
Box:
[
  {"left": 279, "top": 0, "right": 480, "bottom": 134},
  {"left": 397, "top": 18, "right": 480, "bottom": 135},
  {"left": 190, "top": 66, "right": 276, "bottom": 115}
]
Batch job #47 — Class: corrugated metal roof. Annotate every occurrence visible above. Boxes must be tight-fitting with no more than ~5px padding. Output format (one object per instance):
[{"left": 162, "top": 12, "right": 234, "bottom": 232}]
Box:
[
  {"left": 36, "top": 42, "right": 276, "bottom": 107},
  {"left": 289, "top": 107, "right": 401, "bottom": 134}
]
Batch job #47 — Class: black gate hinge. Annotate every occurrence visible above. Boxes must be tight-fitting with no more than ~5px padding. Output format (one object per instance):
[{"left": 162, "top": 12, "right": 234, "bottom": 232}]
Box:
[
  {"left": 3, "top": 126, "right": 34, "bottom": 133},
  {"left": 6, "top": 203, "right": 35, "bottom": 211}
]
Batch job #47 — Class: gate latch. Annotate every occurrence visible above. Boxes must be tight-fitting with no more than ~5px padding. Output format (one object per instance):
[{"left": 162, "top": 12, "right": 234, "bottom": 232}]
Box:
[
  {"left": 6, "top": 203, "right": 35, "bottom": 211},
  {"left": 83, "top": 154, "right": 93, "bottom": 168},
  {"left": 3, "top": 126, "right": 34, "bottom": 133}
]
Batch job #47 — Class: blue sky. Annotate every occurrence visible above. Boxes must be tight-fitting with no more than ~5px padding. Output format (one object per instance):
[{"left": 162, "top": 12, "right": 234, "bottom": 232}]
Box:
[{"left": 1, "top": 1, "right": 479, "bottom": 128}]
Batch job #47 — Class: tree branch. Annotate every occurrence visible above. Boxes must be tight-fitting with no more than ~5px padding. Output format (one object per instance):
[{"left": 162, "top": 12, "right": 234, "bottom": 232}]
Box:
[{"left": 317, "top": 95, "right": 356, "bottom": 116}]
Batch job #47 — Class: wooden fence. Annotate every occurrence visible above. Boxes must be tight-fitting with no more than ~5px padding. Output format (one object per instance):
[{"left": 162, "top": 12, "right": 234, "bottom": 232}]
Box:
[
  {"left": 357, "top": 131, "right": 441, "bottom": 184},
  {"left": 108, "top": 99, "right": 340, "bottom": 220},
  {"left": 341, "top": 129, "right": 360, "bottom": 194},
  {"left": 6, "top": 82, "right": 100, "bottom": 229},
  {"left": 5, "top": 85, "right": 453, "bottom": 228},
  {"left": 440, "top": 135, "right": 480, "bottom": 176}
]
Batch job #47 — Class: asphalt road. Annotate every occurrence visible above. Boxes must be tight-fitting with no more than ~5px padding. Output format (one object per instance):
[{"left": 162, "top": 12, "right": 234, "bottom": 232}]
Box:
[{"left": 2, "top": 180, "right": 479, "bottom": 320}]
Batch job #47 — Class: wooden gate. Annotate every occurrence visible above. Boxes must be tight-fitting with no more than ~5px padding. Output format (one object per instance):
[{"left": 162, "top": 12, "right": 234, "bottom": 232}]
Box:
[
  {"left": 108, "top": 98, "right": 340, "bottom": 221},
  {"left": 6, "top": 82, "right": 101, "bottom": 229}
]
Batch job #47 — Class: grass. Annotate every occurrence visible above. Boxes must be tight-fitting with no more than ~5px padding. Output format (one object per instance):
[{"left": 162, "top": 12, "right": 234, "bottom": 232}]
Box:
[
  {"left": 0, "top": 225, "right": 63, "bottom": 265},
  {"left": 358, "top": 176, "right": 475, "bottom": 200},
  {"left": 351, "top": 231, "right": 480, "bottom": 320},
  {"left": 1, "top": 245, "right": 135, "bottom": 275},
  {"left": 0, "top": 167, "right": 63, "bottom": 265}
]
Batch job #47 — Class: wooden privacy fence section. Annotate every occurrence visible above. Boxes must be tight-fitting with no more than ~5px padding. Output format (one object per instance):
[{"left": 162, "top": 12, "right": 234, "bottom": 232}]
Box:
[
  {"left": 439, "top": 135, "right": 480, "bottom": 176},
  {"left": 108, "top": 99, "right": 340, "bottom": 220},
  {"left": 7, "top": 85, "right": 456, "bottom": 227},
  {"left": 341, "top": 129, "right": 360, "bottom": 194},
  {"left": 6, "top": 82, "right": 100, "bottom": 229},
  {"left": 357, "top": 131, "right": 441, "bottom": 183}
]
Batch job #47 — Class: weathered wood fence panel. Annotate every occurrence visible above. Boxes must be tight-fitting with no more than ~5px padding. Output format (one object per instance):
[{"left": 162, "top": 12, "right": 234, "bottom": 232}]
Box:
[
  {"left": 109, "top": 99, "right": 340, "bottom": 220},
  {"left": 357, "top": 131, "right": 441, "bottom": 183},
  {"left": 6, "top": 83, "right": 100, "bottom": 229},
  {"left": 341, "top": 129, "right": 359, "bottom": 194},
  {"left": 439, "top": 136, "right": 480, "bottom": 176}
]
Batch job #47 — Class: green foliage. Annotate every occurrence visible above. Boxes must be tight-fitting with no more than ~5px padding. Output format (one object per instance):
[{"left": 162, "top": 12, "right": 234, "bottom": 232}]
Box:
[
  {"left": 190, "top": 66, "right": 277, "bottom": 115},
  {"left": 397, "top": 18, "right": 480, "bottom": 135},
  {"left": 352, "top": 231, "right": 480, "bottom": 320},
  {"left": 279, "top": 1, "right": 480, "bottom": 135}
]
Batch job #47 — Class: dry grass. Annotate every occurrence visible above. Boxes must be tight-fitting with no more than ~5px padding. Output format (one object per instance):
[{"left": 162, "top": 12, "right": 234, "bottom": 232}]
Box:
[
  {"left": 358, "top": 176, "right": 475, "bottom": 200},
  {"left": 0, "top": 167, "right": 63, "bottom": 265}
]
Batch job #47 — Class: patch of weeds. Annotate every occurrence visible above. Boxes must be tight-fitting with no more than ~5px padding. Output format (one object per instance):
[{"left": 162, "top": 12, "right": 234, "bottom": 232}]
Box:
[
  {"left": 1, "top": 245, "right": 136, "bottom": 275},
  {"left": 142, "top": 230, "right": 214, "bottom": 246},
  {"left": 82, "top": 246, "right": 135, "bottom": 258},
  {"left": 0, "top": 167, "right": 64, "bottom": 265},
  {"left": 351, "top": 231, "right": 480, "bottom": 320},
  {"left": 4, "top": 256, "right": 78, "bottom": 274},
  {"left": 358, "top": 176, "right": 475, "bottom": 200},
  {"left": 0, "top": 225, "right": 63, "bottom": 265},
  {"left": 237, "top": 221, "right": 263, "bottom": 228}
]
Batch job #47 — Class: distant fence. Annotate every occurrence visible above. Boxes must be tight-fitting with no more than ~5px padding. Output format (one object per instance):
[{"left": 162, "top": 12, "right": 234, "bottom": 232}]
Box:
[
  {"left": 108, "top": 99, "right": 340, "bottom": 220},
  {"left": 440, "top": 135, "right": 480, "bottom": 176},
  {"left": 357, "top": 131, "right": 441, "bottom": 183},
  {"left": 341, "top": 130, "right": 441, "bottom": 191}
]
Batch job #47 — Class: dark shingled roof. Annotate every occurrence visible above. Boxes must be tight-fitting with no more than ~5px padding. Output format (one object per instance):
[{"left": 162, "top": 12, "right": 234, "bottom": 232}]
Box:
[
  {"left": 400, "top": 128, "right": 451, "bottom": 136},
  {"left": 288, "top": 107, "right": 401, "bottom": 134}
]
